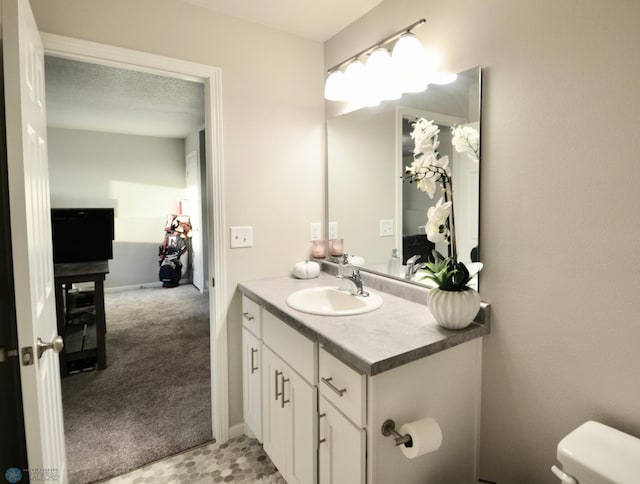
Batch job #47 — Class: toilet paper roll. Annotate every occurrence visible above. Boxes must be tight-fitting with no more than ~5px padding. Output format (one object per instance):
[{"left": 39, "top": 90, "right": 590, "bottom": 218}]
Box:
[{"left": 398, "top": 418, "right": 442, "bottom": 459}]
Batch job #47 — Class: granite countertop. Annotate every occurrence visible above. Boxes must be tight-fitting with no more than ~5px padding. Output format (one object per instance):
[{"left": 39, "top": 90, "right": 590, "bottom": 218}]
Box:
[{"left": 239, "top": 272, "right": 490, "bottom": 376}]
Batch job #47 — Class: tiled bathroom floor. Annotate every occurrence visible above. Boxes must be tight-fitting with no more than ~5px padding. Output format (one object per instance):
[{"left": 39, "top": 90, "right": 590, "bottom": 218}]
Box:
[{"left": 102, "top": 436, "right": 285, "bottom": 483}]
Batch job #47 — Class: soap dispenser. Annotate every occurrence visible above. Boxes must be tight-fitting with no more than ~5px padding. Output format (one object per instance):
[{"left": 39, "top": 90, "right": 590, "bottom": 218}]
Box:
[{"left": 387, "top": 248, "right": 400, "bottom": 277}]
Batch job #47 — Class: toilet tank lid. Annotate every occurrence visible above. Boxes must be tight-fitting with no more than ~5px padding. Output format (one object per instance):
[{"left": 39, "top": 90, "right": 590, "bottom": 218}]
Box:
[{"left": 557, "top": 421, "right": 640, "bottom": 484}]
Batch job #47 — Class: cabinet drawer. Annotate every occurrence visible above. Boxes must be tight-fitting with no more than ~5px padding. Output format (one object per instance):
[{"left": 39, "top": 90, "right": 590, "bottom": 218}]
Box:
[
  {"left": 242, "top": 295, "right": 261, "bottom": 337},
  {"left": 263, "top": 310, "right": 316, "bottom": 384},
  {"left": 319, "top": 347, "right": 366, "bottom": 427}
]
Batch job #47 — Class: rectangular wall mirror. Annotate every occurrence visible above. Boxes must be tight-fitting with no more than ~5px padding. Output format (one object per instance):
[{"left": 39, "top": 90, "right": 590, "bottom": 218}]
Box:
[{"left": 327, "top": 65, "right": 482, "bottom": 286}]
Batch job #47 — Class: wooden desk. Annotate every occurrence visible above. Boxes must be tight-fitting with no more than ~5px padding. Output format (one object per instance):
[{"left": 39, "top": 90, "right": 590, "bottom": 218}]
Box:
[{"left": 54, "top": 261, "right": 109, "bottom": 377}]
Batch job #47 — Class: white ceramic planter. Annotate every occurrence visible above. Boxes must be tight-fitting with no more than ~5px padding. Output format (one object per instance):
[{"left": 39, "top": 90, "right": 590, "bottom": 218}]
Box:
[{"left": 427, "top": 287, "right": 481, "bottom": 330}]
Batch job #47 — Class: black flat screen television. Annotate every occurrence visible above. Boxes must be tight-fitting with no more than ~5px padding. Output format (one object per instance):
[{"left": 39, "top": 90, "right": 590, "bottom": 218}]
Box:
[{"left": 51, "top": 208, "right": 115, "bottom": 264}]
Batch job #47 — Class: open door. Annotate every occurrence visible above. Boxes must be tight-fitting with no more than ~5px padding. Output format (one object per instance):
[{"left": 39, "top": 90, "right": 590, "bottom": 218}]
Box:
[
  {"left": 2, "top": 0, "right": 67, "bottom": 480},
  {"left": 185, "top": 150, "right": 204, "bottom": 292}
]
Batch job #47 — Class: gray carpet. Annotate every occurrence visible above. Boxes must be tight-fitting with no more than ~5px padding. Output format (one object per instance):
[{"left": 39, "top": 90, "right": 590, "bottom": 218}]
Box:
[{"left": 62, "top": 284, "right": 212, "bottom": 484}]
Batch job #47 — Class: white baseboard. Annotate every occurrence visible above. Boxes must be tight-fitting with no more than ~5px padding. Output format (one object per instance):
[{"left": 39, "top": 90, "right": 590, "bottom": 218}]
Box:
[
  {"left": 104, "top": 282, "right": 162, "bottom": 293},
  {"left": 228, "top": 422, "right": 245, "bottom": 439},
  {"left": 105, "top": 279, "right": 197, "bottom": 293}
]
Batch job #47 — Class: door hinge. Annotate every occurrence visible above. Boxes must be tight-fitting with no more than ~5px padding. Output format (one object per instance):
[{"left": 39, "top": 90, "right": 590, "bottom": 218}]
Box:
[{"left": 211, "top": 277, "right": 215, "bottom": 287}]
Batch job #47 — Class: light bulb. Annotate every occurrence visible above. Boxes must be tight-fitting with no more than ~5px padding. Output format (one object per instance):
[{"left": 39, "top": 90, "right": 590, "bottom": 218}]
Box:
[
  {"left": 344, "top": 60, "right": 373, "bottom": 107},
  {"left": 324, "top": 70, "right": 347, "bottom": 101},
  {"left": 392, "top": 32, "right": 429, "bottom": 94},
  {"left": 367, "top": 47, "right": 401, "bottom": 101}
]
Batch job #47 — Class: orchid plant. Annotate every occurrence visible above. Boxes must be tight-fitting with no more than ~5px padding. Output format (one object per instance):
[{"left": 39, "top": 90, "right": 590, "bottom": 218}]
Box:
[
  {"left": 403, "top": 118, "right": 481, "bottom": 290},
  {"left": 451, "top": 124, "right": 480, "bottom": 162}
]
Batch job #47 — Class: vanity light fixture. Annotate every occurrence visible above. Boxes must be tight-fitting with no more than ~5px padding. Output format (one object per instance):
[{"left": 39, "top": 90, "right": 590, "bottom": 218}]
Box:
[{"left": 324, "top": 19, "right": 456, "bottom": 104}]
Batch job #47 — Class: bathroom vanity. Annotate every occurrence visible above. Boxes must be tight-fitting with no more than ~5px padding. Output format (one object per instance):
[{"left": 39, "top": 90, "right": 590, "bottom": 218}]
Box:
[{"left": 239, "top": 271, "right": 490, "bottom": 484}]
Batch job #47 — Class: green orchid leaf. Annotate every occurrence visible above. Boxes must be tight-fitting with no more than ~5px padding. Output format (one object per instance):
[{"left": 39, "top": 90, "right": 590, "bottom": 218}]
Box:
[{"left": 418, "top": 254, "right": 475, "bottom": 291}]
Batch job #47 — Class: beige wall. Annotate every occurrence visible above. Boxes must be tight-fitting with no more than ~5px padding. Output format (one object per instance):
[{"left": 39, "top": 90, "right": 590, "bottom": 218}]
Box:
[
  {"left": 326, "top": 1, "right": 640, "bottom": 482},
  {"left": 48, "top": 128, "right": 185, "bottom": 288},
  {"left": 33, "top": 1, "right": 640, "bottom": 480},
  {"left": 31, "top": 0, "right": 325, "bottom": 428}
]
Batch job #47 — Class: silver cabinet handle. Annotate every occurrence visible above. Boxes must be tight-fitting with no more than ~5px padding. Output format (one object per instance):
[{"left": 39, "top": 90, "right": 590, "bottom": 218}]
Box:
[
  {"left": 321, "top": 377, "right": 347, "bottom": 397},
  {"left": 243, "top": 312, "right": 255, "bottom": 321},
  {"left": 281, "top": 377, "right": 290, "bottom": 408},
  {"left": 275, "top": 370, "right": 283, "bottom": 400},
  {"left": 318, "top": 413, "right": 327, "bottom": 445},
  {"left": 250, "top": 347, "right": 258, "bottom": 374}
]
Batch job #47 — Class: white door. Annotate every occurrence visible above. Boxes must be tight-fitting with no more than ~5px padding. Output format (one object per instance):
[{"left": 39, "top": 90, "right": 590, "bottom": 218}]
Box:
[
  {"left": 451, "top": 121, "right": 480, "bottom": 265},
  {"left": 185, "top": 150, "right": 204, "bottom": 292},
  {"left": 318, "top": 396, "right": 365, "bottom": 484},
  {"left": 262, "top": 346, "right": 288, "bottom": 475},
  {"left": 2, "top": 0, "right": 67, "bottom": 480},
  {"left": 242, "top": 327, "right": 262, "bottom": 441},
  {"left": 286, "top": 368, "right": 316, "bottom": 484}
]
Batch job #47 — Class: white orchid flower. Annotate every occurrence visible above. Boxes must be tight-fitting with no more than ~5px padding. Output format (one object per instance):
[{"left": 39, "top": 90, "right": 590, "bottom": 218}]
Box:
[
  {"left": 406, "top": 152, "right": 450, "bottom": 198},
  {"left": 451, "top": 125, "right": 480, "bottom": 162},
  {"left": 434, "top": 153, "right": 450, "bottom": 174},
  {"left": 411, "top": 118, "right": 440, "bottom": 156},
  {"left": 426, "top": 197, "right": 452, "bottom": 243}
]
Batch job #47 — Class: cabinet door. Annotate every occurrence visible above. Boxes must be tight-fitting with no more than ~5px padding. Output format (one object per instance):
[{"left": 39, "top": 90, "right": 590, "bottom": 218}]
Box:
[
  {"left": 262, "top": 346, "right": 288, "bottom": 475},
  {"left": 242, "top": 327, "right": 262, "bottom": 441},
  {"left": 319, "top": 396, "right": 365, "bottom": 484},
  {"left": 285, "top": 368, "right": 316, "bottom": 484}
]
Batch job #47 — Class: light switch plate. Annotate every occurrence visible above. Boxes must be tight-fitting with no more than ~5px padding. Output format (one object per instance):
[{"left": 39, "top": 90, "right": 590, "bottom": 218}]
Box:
[
  {"left": 379, "top": 219, "right": 393, "bottom": 237},
  {"left": 328, "top": 222, "right": 338, "bottom": 240},
  {"left": 230, "top": 226, "right": 253, "bottom": 248},
  {"left": 310, "top": 222, "right": 321, "bottom": 241}
]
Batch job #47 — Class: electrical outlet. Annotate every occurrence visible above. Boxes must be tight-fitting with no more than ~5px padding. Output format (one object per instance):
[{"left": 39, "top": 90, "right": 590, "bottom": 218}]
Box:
[
  {"left": 379, "top": 219, "right": 393, "bottom": 237},
  {"left": 230, "top": 226, "right": 253, "bottom": 248},
  {"left": 328, "top": 222, "right": 338, "bottom": 240},
  {"left": 310, "top": 222, "right": 321, "bottom": 241}
]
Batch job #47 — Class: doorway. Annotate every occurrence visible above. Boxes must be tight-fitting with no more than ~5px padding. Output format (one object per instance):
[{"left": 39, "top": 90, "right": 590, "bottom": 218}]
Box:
[
  {"left": 45, "top": 54, "right": 214, "bottom": 481},
  {"left": 41, "top": 33, "right": 230, "bottom": 479}
]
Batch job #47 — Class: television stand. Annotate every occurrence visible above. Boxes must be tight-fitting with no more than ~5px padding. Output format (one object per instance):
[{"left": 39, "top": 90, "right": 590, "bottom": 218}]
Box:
[{"left": 54, "top": 261, "right": 109, "bottom": 377}]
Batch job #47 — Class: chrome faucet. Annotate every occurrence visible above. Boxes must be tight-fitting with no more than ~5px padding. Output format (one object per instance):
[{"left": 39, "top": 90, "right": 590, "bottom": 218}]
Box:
[
  {"left": 337, "top": 267, "right": 369, "bottom": 297},
  {"left": 337, "top": 254, "right": 353, "bottom": 291},
  {"left": 405, "top": 254, "right": 424, "bottom": 280}
]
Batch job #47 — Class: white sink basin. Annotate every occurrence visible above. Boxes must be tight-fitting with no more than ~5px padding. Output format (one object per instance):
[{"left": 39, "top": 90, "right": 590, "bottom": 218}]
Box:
[{"left": 286, "top": 286, "right": 383, "bottom": 316}]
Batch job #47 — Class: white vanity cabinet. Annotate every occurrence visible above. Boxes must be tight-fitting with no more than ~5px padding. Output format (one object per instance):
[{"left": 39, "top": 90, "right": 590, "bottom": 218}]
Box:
[
  {"left": 262, "top": 310, "right": 317, "bottom": 484},
  {"left": 365, "top": 339, "right": 482, "bottom": 484},
  {"left": 242, "top": 296, "right": 262, "bottom": 441},
  {"left": 239, "top": 284, "right": 486, "bottom": 484}
]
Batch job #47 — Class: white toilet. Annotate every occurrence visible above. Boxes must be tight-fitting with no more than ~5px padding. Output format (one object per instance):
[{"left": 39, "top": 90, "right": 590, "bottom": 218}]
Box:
[{"left": 551, "top": 420, "right": 640, "bottom": 483}]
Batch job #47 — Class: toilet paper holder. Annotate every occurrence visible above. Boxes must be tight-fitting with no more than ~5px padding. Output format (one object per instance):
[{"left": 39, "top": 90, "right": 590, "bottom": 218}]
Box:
[{"left": 381, "top": 419, "right": 412, "bottom": 447}]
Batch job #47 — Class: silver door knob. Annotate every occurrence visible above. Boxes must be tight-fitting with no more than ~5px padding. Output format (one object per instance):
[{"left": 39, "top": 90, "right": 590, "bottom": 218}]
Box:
[{"left": 37, "top": 336, "right": 64, "bottom": 359}]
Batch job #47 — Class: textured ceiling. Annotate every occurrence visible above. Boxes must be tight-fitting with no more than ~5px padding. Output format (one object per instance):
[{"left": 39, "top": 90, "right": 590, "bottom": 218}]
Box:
[
  {"left": 44, "top": 0, "right": 385, "bottom": 138},
  {"left": 180, "top": 0, "right": 384, "bottom": 42},
  {"left": 45, "top": 56, "right": 205, "bottom": 139}
]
